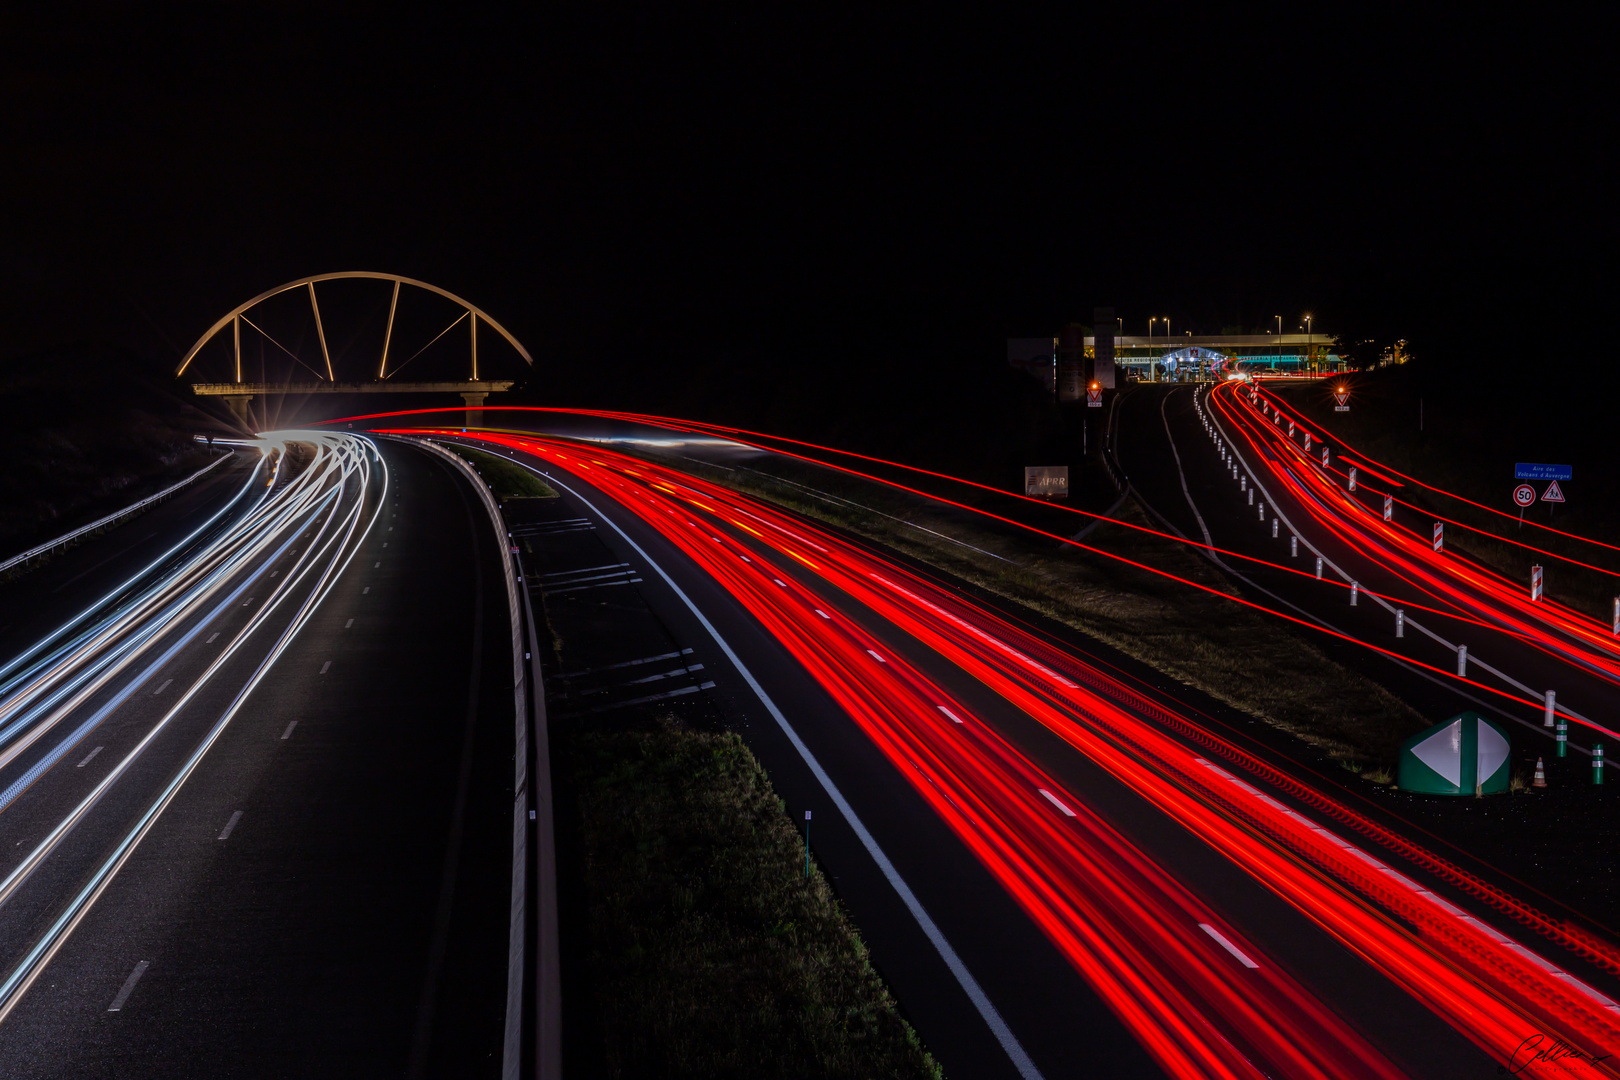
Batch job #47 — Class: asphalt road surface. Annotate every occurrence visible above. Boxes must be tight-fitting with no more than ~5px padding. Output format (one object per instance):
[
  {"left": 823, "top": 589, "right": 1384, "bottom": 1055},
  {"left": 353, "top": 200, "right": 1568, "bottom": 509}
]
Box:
[{"left": 0, "top": 437, "right": 513, "bottom": 1078}]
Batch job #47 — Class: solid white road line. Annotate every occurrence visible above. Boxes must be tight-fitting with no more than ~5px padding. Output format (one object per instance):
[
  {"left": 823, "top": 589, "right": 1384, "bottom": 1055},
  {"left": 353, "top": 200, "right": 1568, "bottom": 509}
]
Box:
[
  {"left": 106, "top": 960, "right": 149, "bottom": 1012},
  {"left": 540, "top": 470, "right": 1046, "bottom": 1080},
  {"left": 1199, "top": 923, "right": 1260, "bottom": 969},
  {"left": 280, "top": 721, "right": 298, "bottom": 740},
  {"left": 319, "top": 661, "right": 332, "bottom": 674},
  {"left": 77, "top": 746, "right": 104, "bottom": 768},
  {"left": 151, "top": 679, "right": 173, "bottom": 696},
  {"left": 218, "top": 811, "right": 243, "bottom": 840},
  {"left": 1038, "top": 789, "right": 1077, "bottom": 817}
]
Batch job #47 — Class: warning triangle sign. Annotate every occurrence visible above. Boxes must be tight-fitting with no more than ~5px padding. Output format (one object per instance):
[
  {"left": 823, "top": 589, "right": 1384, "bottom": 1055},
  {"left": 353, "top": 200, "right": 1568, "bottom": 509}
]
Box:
[{"left": 1542, "top": 480, "right": 1566, "bottom": 503}]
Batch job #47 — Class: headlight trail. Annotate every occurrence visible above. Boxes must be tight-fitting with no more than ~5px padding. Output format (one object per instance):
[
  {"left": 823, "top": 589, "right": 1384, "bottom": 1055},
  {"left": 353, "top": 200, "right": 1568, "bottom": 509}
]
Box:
[
  {"left": 0, "top": 431, "right": 387, "bottom": 1024},
  {"left": 405, "top": 429, "right": 1620, "bottom": 1078}
]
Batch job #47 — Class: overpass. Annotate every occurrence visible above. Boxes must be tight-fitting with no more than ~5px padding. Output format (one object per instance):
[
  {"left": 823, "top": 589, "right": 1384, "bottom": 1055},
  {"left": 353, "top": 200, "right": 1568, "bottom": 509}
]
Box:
[{"left": 1085, "top": 333, "right": 1343, "bottom": 380}]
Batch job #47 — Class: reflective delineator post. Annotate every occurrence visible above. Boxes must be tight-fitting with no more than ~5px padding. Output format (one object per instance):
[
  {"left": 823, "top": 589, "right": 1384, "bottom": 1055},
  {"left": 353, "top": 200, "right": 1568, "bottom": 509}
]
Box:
[
  {"left": 1304, "top": 432, "right": 1312, "bottom": 452},
  {"left": 1315, "top": 556, "right": 1324, "bottom": 580},
  {"left": 1259, "top": 502, "right": 1266, "bottom": 520},
  {"left": 1248, "top": 488, "right": 1254, "bottom": 506},
  {"left": 1533, "top": 757, "right": 1547, "bottom": 788},
  {"left": 1544, "top": 689, "right": 1556, "bottom": 727},
  {"left": 1556, "top": 714, "right": 1568, "bottom": 758},
  {"left": 1457, "top": 645, "right": 1467, "bottom": 677},
  {"left": 1594, "top": 743, "right": 1606, "bottom": 786},
  {"left": 1350, "top": 581, "right": 1358, "bottom": 606},
  {"left": 1348, "top": 467, "right": 1358, "bottom": 492},
  {"left": 1384, "top": 495, "right": 1393, "bottom": 522},
  {"left": 1532, "top": 565, "right": 1544, "bottom": 602},
  {"left": 1433, "top": 522, "right": 1443, "bottom": 552},
  {"left": 1396, "top": 609, "right": 1404, "bottom": 637},
  {"left": 1613, "top": 597, "right": 1618, "bottom": 636},
  {"left": 1322, "top": 446, "right": 1331, "bottom": 468},
  {"left": 1271, "top": 517, "right": 1278, "bottom": 537},
  {"left": 804, "top": 810, "right": 811, "bottom": 878},
  {"left": 1291, "top": 535, "right": 1298, "bottom": 557}
]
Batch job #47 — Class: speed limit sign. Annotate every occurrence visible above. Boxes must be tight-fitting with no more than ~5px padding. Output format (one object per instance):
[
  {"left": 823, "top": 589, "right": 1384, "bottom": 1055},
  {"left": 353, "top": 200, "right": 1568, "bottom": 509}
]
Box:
[{"left": 1513, "top": 484, "right": 1536, "bottom": 507}]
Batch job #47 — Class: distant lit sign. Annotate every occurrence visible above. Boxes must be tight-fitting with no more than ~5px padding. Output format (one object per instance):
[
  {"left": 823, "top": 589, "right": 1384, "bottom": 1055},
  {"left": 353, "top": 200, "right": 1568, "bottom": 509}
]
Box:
[
  {"left": 1024, "top": 466, "right": 1070, "bottom": 498},
  {"left": 1515, "top": 463, "right": 1572, "bottom": 481},
  {"left": 1087, "top": 386, "right": 1103, "bottom": 407},
  {"left": 1333, "top": 390, "right": 1350, "bottom": 412}
]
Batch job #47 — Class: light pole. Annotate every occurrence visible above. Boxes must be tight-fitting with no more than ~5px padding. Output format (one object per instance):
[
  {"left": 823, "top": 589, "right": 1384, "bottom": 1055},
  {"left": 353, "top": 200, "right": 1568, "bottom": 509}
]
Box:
[
  {"left": 1275, "top": 315, "right": 1282, "bottom": 371},
  {"left": 1304, "top": 313, "right": 1313, "bottom": 373}
]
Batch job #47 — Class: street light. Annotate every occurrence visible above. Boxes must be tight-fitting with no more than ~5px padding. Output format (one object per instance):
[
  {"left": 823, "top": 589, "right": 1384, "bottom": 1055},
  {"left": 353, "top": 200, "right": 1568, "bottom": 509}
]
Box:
[{"left": 1304, "top": 313, "right": 1313, "bottom": 373}]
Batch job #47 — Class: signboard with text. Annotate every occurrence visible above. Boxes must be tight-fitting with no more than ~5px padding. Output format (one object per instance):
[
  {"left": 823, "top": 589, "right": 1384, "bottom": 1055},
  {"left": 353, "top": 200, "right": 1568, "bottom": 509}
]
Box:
[
  {"left": 1515, "top": 463, "right": 1572, "bottom": 481},
  {"left": 1024, "top": 465, "right": 1070, "bottom": 499}
]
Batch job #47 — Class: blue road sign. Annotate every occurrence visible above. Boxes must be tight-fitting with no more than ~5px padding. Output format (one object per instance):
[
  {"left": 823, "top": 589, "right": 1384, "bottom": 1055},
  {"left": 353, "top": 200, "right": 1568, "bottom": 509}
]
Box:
[{"left": 1515, "top": 463, "right": 1572, "bottom": 481}]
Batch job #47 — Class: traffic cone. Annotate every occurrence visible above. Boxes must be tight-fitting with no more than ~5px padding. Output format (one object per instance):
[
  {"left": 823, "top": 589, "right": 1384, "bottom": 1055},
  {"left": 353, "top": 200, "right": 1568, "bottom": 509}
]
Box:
[{"left": 1532, "top": 757, "right": 1547, "bottom": 789}]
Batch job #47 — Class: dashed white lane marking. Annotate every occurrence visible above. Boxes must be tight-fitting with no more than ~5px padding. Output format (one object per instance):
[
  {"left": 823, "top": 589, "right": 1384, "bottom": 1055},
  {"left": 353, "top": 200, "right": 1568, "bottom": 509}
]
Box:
[
  {"left": 271, "top": 571, "right": 279, "bottom": 578},
  {"left": 280, "top": 721, "right": 298, "bottom": 740},
  {"left": 937, "top": 705, "right": 964, "bottom": 724},
  {"left": 77, "top": 746, "right": 104, "bottom": 767},
  {"left": 362, "top": 586, "right": 370, "bottom": 594},
  {"left": 773, "top": 579, "right": 787, "bottom": 586},
  {"left": 152, "top": 679, "right": 173, "bottom": 696},
  {"left": 866, "top": 649, "right": 887, "bottom": 663},
  {"left": 1199, "top": 923, "right": 1260, "bottom": 968},
  {"left": 540, "top": 562, "right": 627, "bottom": 578},
  {"left": 319, "top": 661, "right": 332, "bottom": 674},
  {"left": 1038, "top": 789, "right": 1077, "bottom": 817},
  {"left": 814, "top": 609, "right": 830, "bottom": 619},
  {"left": 388, "top": 526, "right": 393, "bottom": 531},
  {"left": 345, "top": 618, "right": 354, "bottom": 629},
  {"left": 218, "top": 811, "right": 243, "bottom": 840},
  {"left": 206, "top": 632, "right": 220, "bottom": 644},
  {"left": 373, "top": 561, "right": 381, "bottom": 569},
  {"left": 107, "top": 960, "right": 150, "bottom": 1012},
  {"left": 243, "top": 598, "right": 254, "bottom": 606}
]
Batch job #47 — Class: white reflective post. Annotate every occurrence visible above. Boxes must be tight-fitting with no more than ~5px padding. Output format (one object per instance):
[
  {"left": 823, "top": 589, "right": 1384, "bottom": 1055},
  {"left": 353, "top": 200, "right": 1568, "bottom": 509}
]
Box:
[{"left": 1457, "top": 645, "right": 1467, "bottom": 677}]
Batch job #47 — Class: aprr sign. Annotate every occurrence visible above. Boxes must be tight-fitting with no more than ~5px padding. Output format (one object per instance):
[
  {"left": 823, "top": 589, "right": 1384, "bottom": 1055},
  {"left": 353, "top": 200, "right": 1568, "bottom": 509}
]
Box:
[{"left": 1024, "top": 466, "right": 1069, "bottom": 498}]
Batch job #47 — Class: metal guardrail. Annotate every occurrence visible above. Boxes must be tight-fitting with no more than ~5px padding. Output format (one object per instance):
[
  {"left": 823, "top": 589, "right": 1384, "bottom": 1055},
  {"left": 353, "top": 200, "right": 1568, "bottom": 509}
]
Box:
[{"left": 0, "top": 451, "right": 236, "bottom": 577}]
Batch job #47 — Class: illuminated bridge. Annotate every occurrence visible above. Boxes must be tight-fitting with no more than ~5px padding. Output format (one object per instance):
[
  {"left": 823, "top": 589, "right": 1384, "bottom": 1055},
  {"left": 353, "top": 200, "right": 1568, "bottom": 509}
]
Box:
[{"left": 1086, "top": 333, "right": 1343, "bottom": 380}]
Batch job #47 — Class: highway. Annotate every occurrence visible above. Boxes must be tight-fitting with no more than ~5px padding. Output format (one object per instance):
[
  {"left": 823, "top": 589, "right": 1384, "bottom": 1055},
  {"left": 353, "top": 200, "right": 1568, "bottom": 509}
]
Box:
[
  {"left": 394, "top": 424, "right": 1620, "bottom": 1079},
  {"left": 0, "top": 435, "right": 516, "bottom": 1078}
]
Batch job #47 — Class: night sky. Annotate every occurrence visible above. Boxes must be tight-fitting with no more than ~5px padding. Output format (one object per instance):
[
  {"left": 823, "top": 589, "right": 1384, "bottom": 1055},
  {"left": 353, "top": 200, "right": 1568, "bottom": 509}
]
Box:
[{"left": 2, "top": 7, "right": 1607, "bottom": 405}]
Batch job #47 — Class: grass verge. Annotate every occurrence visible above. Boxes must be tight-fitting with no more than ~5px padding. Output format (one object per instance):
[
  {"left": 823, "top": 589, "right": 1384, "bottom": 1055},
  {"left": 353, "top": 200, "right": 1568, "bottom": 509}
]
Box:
[
  {"left": 559, "top": 715, "right": 941, "bottom": 1079},
  {"left": 637, "top": 448, "right": 1427, "bottom": 763},
  {"left": 443, "top": 444, "right": 559, "bottom": 500}
]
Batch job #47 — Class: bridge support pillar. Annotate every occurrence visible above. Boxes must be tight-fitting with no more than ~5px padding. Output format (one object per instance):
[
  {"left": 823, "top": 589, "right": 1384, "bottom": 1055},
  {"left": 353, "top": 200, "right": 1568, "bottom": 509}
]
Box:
[
  {"left": 460, "top": 391, "right": 488, "bottom": 429},
  {"left": 222, "top": 394, "right": 253, "bottom": 428}
]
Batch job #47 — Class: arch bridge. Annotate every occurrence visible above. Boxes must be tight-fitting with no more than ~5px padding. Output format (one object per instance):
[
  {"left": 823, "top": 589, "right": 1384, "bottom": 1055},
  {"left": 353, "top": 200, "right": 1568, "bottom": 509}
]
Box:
[{"left": 176, "top": 272, "right": 533, "bottom": 427}]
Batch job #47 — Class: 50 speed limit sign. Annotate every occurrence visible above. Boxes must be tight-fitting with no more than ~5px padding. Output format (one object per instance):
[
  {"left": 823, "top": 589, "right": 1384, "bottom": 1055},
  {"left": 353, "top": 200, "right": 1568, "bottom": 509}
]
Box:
[{"left": 1513, "top": 484, "right": 1537, "bottom": 507}]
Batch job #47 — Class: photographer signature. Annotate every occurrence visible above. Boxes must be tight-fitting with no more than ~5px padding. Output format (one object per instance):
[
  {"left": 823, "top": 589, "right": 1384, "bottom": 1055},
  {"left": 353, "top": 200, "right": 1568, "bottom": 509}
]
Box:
[{"left": 1507, "top": 1033, "right": 1613, "bottom": 1074}]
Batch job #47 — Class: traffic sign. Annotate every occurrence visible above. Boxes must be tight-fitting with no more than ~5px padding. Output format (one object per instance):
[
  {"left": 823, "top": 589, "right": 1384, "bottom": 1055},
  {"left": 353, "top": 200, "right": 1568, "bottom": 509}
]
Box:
[
  {"left": 1542, "top": 480, "right": 1566, "bottom": 503},
  {"left": 1513, "top": 484, "right": 1536, "bottom": 507},
  {"left": 1516, "top": 463, "right": 1572, "bottom": 481},
  {"left": 1086, "top": 386, "right": 1102, "bottom": 407},
  {"left": 1332, "top": 389, "right": 1349, "bottom": 413}
]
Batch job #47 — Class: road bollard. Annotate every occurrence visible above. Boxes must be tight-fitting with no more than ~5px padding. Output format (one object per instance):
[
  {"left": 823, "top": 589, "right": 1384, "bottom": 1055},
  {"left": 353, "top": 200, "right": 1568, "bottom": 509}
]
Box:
[
  {"left": 1533, "top": 757, "right": 1547, "bottom": 788},
  {"left": 1241, "top": 475, "right": 1247, "bottom": 491},
  {"left": 1595, "top": 743, "right": 1606, "bottom": 785},
  {"left": 1248, "top": 488, "right": 1254, "bottom": 505},
  {"left": 1315, "top": 556, "right": 1323, "bottom": 580},
  {"left": 1557, "top": 714, "right": 1568, "bottom": 758},
  {"left": 1348, "top": 467, "right": 1358, "bottom": 492},
  {"left": 1544, "top": 689, "right": 1556, "bottom": 727},
  {"left": 1396, "top": 609, "right": 1404, "bottom": 637},
  {"left": 1613, "top": 597, "right": 1618, "bottom": 636},
  {"left": 1259, "top": 502, "right": 1265, "bottom": 520},
  {"left": 1383, "top": 495, "right": 1393, "bottom": 521},
  {"left": 1457, "top": 644, "right": 1467, "bottom": 677},
  {"left": 1290, "top": 535, "right": 1298, "bottom": 557},
  {"left": 1271, "top": 518, "right": 1278, "bottom": 537},
  {"left": 1350, "top": 581, "right": 1358, "bottom": 606},
  {"left": 1531, "top": 565, "right": 1544, "bottom": 602}
]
